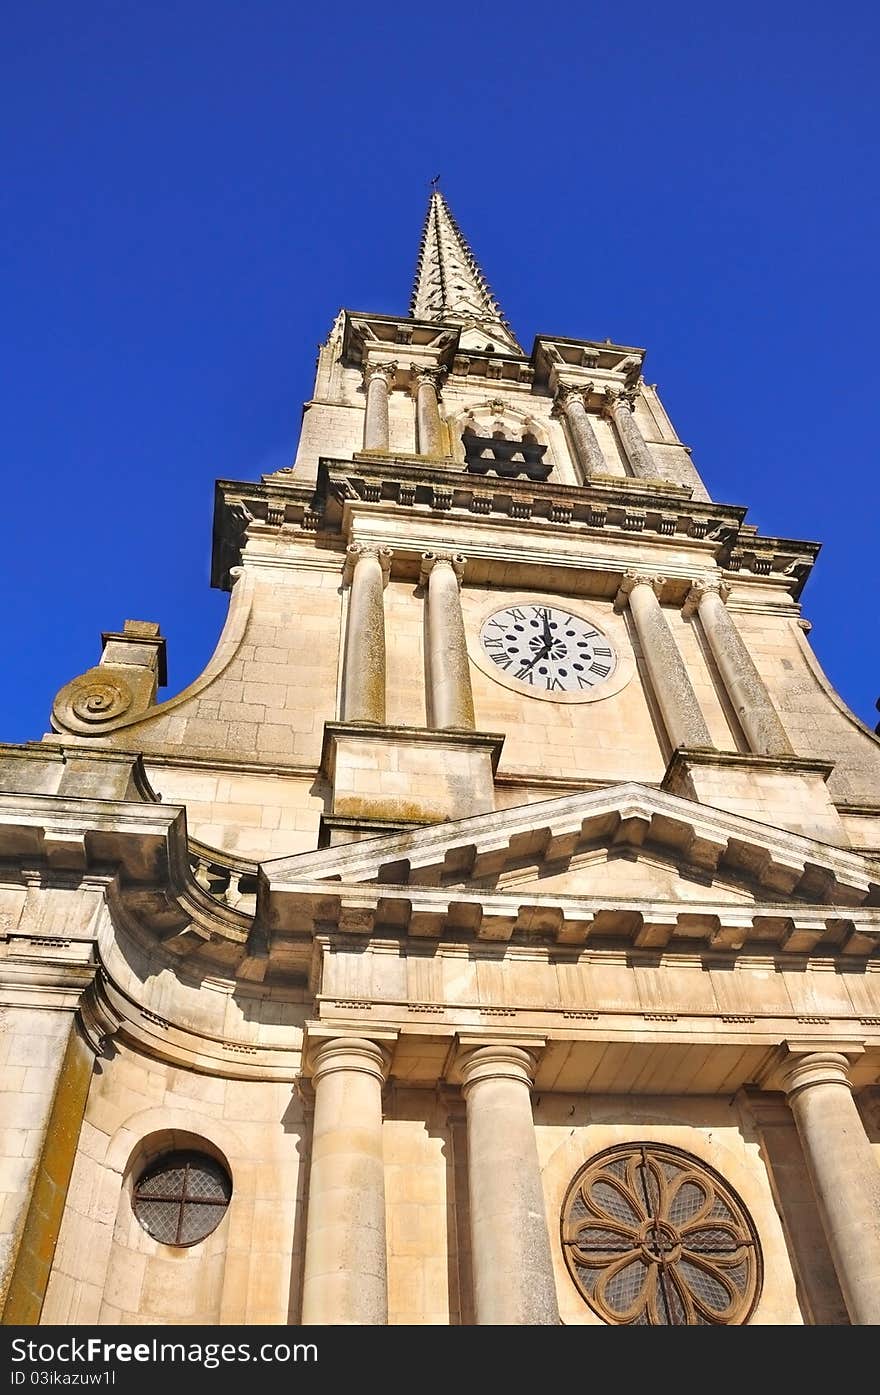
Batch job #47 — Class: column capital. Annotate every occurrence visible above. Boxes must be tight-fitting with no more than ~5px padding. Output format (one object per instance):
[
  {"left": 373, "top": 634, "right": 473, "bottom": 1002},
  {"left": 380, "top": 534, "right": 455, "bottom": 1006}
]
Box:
[
  {"left": 419, "top": 550, "right": 467, "bottom": 588},
  {"left": 682, "top": 576, "right": 731, "bottom": 618},
  {"left": 459, "top": 1042, "right": 539, "bottom": 1095},
  {"left": 362, "top": 359, "right": 398, "bottom": 390},
  {"left": 410, "top": 363, "right": 447, "bottom": 397},
  {"left": 602, "top": 384, "right": 637, "bottom": 416},
  {"left": 306, "top": 1034, "right": 392, "bottom": 1087},
  {"left": 342, "top": 542, "right": 393, "bottom": 586},
  {"left": 613, "top": 569, "right": 666, "bottom": 612},
  {"left": 760, "top": 1040, "right": 866, "bottom": 1096},
  {"left": 552, "top": 380, "right": 593, "bottom": 415}
]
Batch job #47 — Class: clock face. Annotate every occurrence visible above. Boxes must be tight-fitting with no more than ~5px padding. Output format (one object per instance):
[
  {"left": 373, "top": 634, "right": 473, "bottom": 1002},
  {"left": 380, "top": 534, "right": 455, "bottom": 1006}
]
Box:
[{"left": 479, "top": 603, "right": 617, "bottom": 694}]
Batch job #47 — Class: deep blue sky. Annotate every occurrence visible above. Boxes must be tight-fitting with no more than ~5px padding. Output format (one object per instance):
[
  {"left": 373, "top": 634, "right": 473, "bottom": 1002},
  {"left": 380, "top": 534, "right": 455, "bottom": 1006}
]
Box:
[{"left": 3, "top": 2, "right": 878, "bottom": 744}]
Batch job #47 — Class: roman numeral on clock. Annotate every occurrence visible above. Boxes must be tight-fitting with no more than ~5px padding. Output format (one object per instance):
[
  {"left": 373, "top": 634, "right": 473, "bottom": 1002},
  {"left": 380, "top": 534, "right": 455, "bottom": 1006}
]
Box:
[{"left": 590, "top": 661, "right": 611, "bottom": 677}]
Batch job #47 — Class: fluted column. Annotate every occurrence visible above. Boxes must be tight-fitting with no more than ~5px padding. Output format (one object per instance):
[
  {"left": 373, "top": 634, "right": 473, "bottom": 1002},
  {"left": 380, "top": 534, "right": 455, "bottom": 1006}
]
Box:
[
  {"left": 552, "top": 382, "right": 605, "bottom": 478},
  {"left": 604, "top": 387, "right": 662, "bottom": 480},
  {"left": 460, "top": 1044, "right": 559, "bottom": 1325},
  {"left": 412, "top": 364, "right": 446, "bottom": 457},
  {"left": 301, "top": 1036, "right": 390, "bottom": 1325},
  {"left": 615, "top": 572, "right": 713, "bottom": 750},
  {"left": 776, "top": 1048, "right": 880, "bottom": 1325},
  {"left": 362, "top": 361, "right": 397, "bottom": 451},
  {"left": 684, "top": 579, "right": 793, "bottom": 756},
  {"left": 340, "top": 544, "right": 392, "bottom": 723},
  {"left": 420, "top": 552, "right": 475, "bottom": 730}
]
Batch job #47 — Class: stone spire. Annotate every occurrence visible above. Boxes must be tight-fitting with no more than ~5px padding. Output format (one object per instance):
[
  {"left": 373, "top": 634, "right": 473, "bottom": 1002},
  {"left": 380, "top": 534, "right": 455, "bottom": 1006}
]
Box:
[{"left": 409, "top": 190, "right": 523, "bottom": 354}]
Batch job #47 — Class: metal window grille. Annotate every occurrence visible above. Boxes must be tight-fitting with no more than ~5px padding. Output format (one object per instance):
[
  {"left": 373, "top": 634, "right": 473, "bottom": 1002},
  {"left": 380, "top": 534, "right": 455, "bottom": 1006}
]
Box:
[
  {"left": 133, "top": 1150, "right": 231, "bottom": 1247},
  {"left": 561, "top": 1142, "right": 762, "bottom": 1325}
]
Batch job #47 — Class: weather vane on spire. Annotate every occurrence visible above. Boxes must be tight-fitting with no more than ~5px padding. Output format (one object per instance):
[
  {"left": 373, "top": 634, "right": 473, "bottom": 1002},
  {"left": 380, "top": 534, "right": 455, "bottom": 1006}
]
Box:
[{"left": 430, "top": 174, "right": 441, "bottom": 190}]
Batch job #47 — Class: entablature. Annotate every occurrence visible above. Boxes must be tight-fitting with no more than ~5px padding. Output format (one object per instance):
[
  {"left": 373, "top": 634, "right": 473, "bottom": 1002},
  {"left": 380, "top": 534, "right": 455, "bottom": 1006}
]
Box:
[{"left": 531, "top": 334, "right": 646, "bottom": 392}]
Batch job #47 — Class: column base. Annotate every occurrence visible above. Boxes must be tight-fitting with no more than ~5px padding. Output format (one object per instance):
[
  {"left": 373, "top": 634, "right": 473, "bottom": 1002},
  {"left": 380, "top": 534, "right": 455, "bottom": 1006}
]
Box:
[
  {"left": 320, "top": 721, "right": 505, "bottom": 827},
  {"left": 662, "top": 747, "right": 844, "bottom": 844}
]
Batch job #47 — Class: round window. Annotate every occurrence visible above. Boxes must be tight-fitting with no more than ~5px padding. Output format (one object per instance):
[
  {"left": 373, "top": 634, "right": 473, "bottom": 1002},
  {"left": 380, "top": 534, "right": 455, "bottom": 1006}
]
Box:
[
  {"left": 133, "top": 1150, "right": 231, "bottom": 1246},
  {"left": 561, "top": 1142, "right": 762, "bottom": 1325}
]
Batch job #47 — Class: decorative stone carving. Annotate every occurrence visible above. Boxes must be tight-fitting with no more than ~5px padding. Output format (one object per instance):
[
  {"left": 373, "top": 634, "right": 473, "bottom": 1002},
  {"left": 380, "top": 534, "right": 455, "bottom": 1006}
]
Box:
[
  {"left": 419, "top": 551, "right": 466, "bottom": 589},
  {"left": 361, "top": 359, "right": 398, "bottom": 390},
  {"left": 52, "top": 619, "right": 167, "bottom": 734},
  {"left": 409, "top": 363, "right": 447, "bottom": 397},
  {"left": 342, "top": 543, "right": 392, "bottom": 588},
  {"left": 59, "top": 674, "right": 133, "bottom": 726}
]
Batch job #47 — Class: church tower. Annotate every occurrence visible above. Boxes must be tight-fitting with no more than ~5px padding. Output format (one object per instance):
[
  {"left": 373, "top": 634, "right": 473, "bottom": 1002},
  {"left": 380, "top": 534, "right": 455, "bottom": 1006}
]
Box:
[{"left": 2, "top": 191, "right": 880, "bottom": 1327}]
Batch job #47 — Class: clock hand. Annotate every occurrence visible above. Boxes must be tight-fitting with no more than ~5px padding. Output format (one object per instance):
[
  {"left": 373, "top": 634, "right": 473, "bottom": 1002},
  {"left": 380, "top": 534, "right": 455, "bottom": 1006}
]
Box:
[
  {"left": 541, "top": 611, "right": 552, "bottom": 649},
  {"left": 520, "top": 641, "right": 552, "bottom": 673}
]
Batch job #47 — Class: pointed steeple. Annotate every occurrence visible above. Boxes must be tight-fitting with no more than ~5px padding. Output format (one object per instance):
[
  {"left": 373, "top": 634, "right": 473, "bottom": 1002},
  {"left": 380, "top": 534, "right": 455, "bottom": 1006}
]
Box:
[{"left": 409, "top": 190, "right": 523, "bottom": 354}]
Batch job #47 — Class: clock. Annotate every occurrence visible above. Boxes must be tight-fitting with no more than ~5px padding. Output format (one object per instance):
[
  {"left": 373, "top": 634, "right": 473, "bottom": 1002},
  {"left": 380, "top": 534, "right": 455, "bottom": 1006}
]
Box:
[{"left": 478, "top": 602, "right": 618, "bottom": 694}]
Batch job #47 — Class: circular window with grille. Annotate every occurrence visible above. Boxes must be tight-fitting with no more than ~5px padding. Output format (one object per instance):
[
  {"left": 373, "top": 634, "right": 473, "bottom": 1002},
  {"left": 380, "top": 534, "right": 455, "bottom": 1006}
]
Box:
[
  {"left": 133, "top": 1150, "right": 232, "bottom": 1246},
  {"left": 561, "top": 1142, "right": 762, "bottom": 1325}
]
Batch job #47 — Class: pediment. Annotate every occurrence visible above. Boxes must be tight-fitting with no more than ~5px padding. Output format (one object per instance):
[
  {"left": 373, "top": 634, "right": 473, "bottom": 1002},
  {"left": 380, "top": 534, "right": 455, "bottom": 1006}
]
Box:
[
  {"left": 264, "top": 781, "right": 879, "bottom": 910},
  {"left": 496, "top": 848, "right": 758, "bottom": 905}
]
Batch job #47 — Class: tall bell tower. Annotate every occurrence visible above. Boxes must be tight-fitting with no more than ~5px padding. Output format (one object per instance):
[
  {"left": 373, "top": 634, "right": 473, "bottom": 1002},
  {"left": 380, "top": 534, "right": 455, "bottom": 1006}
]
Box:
[{"left": 2, "top": 191, "right": 880, "bottom": 1329}]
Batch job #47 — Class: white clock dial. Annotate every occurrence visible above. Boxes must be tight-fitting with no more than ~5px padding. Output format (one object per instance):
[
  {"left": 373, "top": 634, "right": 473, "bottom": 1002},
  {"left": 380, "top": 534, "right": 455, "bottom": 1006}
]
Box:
[{"left": 479, "top": 603, "right": 617, "bottom": 694}]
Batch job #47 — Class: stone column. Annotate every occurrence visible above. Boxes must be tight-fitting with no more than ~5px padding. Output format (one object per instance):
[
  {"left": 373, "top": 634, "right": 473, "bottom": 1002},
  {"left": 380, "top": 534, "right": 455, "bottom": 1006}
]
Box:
[
  {"left": 300, "top": 1036, "right": 390, "bottom": 1325},
  {"left": 776, "top": 1048, "right": 880, "bottom": 1326},
  {"left": 604, "top": 387, "right": 663, "bottom": 481},
  {"left": 552, "top": 382, "right": 605, "bottom": 478},
  {"left": 684, "top": 579, "right": 793, "bottom": 756},
  {"left": 362, "top": 361, "right": 397, "bottom": 452},
  {"left": 460, "top": 1044, "right": 559, "bottom": 1325},
  {"left": 412, "top": 365, "right": 446, "bottom": 457},
  {"left": 615, "top": 572, "right": 713, "bottom": 751},
  {"left": 340, "top": 544, "right": 392, "bottom": 723},
  {"left": 420, "top": 552, "right": 475, "bottom": 730}
]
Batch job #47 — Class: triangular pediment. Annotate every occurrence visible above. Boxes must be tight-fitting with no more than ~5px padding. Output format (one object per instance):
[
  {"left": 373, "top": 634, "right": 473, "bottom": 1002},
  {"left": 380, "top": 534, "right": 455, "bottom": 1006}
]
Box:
[
  {"left": 264, "top": 781, "right": 879, "bottom": 909},
  {"left": 496, "top": 849, "right": 758, "bottom": 904}
]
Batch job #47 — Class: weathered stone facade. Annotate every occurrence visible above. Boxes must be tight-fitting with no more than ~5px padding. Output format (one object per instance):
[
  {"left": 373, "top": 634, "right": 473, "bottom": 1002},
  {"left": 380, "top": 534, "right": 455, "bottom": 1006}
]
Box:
[{"left": 2, "top": 191, "right": 879, "bottom": 1326}]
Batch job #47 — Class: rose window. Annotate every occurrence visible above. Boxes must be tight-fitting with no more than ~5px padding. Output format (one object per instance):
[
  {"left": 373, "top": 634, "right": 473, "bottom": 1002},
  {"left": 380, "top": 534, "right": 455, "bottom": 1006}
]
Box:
[{"left": 561, "top": 1143, "right": 762, "bottom": 1325}]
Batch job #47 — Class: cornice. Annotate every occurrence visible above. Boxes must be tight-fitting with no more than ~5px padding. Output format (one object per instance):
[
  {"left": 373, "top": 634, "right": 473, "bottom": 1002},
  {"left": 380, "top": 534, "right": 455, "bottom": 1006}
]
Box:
[{"left": 211, "top": 460, "right": 820, "bottom": 600}]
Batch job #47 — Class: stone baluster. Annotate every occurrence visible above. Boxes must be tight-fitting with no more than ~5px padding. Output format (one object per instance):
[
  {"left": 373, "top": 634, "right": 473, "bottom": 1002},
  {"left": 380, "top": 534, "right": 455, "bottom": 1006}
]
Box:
[
  {"left": 615, "top": 572, "right": 713, "bottom": 751},
  {"left": 420, "top": 552, "right": 475, "bottom": 730},
  {"left": 775, "top": 1047, "right": 880, "bottom": 1325},
  {"left": 683, "top": 579, "right": 793, "bottom": 756},
  {"left": 300, "top": 1036, "right": 391, "bottom": 1325},
  {"left": 340, "top": 544, "right": 392, "bottom": 723},
  {"left": 362, "top": 361, "right": 397, "bottom": 452},
  {"left": 412, "top": 364, "right": 446, "bottom": 457},
  {"left": 552, "top": 382, "right": 605, "bottom": 478},
  {"left": 460, "top": 1044, "right": 559, "bottom": 1325},
  {"left": 604, "top": 387, "right": 663, "bottom": 481}
]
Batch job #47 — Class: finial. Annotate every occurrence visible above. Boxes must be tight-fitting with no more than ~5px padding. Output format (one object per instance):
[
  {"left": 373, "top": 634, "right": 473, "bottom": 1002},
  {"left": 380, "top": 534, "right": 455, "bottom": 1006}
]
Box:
[{"left": 430, "top": 174, "right": 441, "bottom": 190}]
